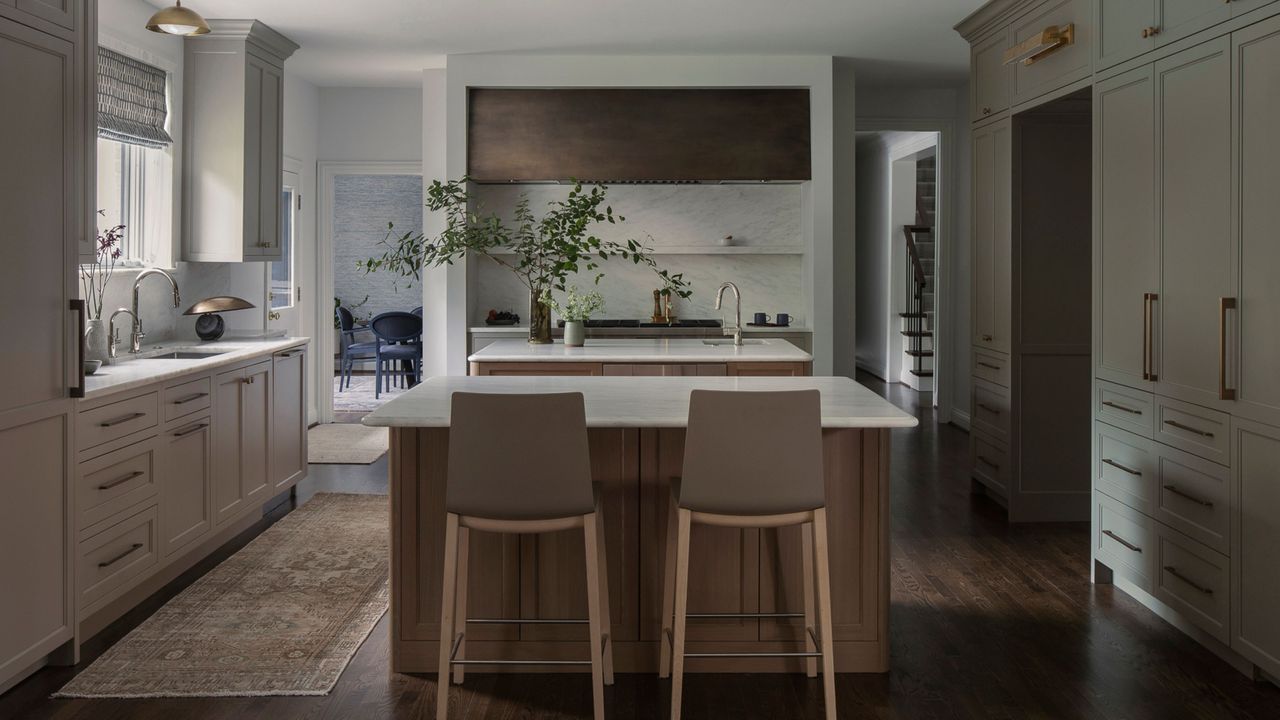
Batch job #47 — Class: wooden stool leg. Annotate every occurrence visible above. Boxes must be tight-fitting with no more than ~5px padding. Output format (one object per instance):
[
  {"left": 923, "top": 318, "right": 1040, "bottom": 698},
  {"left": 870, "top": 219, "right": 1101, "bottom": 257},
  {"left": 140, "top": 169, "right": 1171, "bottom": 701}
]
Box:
[
  {"left": 658, "top": 495, "right": 678, "bottom": 679},
  {"left": 670, "top": 508, "right": 692, "bottom": 720},
  {"left": 452, "top": 527, "right": 470, "bottom": 685},
  {"left": 594, "top": 498, "right": 615, "bottom": 685},
  {"left": 802, "top": 520, "right": 818, "bottom": 678},
  {"left": 436, "top": 513, "right": 460, "bottom": 720},
  {"left": 813, "top": 508, "right": 838, "bottom": 720},
  {"left": 583, "top": 512, "right": 607, "bottom": 720}
]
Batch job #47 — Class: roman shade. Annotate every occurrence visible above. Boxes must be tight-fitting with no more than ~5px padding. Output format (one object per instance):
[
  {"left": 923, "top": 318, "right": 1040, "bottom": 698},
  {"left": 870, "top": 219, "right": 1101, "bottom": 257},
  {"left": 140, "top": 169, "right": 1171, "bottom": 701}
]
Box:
[{"left": 97, "top": 47, "right": 172, "bottom": 149}]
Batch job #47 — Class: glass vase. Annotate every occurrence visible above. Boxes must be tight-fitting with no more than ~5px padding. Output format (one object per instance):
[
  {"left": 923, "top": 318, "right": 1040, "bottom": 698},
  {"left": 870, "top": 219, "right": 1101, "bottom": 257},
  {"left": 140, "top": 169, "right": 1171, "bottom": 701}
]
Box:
[{"left": 529, "top": 290, "right": 553, "bottom": 344}]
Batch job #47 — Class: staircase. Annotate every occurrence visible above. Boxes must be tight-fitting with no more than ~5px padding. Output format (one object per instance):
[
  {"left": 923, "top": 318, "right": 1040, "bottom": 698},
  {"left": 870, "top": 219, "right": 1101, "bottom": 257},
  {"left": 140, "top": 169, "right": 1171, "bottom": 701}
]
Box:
[{"left": 900, "top": 155, "right": 936, "bottom": 391}]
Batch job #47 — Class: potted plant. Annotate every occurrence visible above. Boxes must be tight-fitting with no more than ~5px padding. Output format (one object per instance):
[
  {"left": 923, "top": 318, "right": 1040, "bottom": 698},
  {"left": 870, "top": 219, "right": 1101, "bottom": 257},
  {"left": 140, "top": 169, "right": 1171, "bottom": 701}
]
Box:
[
  {"left": 541, "top": 286, "right": 604, "bottom": 347},
  {"left": 359, "top": 178, "right": 691, "bottom": 344},
  {"left": 79, "top": 213, "right": 125, "bottom": 362}
]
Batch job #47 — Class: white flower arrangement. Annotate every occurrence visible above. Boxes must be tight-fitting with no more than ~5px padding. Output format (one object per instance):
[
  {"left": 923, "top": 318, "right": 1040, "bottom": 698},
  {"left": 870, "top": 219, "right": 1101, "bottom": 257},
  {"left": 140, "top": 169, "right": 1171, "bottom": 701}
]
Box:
[{"left": 540, "top": 286, "right": 606, "bottom": 322}]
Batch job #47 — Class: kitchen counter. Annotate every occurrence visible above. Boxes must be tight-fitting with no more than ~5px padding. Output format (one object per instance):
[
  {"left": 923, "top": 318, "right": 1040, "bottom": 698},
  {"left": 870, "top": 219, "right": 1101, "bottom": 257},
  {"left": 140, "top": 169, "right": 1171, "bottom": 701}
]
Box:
[
  {"left": 469, "top": 324, "right": 812, "bottom": 336},
  {"left": 364, "top": 375, "right": 912, "bottom": 429},
  {"left": 83, "top": 337, "right": 309, "bottom": 399},
  {"left": 467, "top": 337, "right": 812, "bottom": 364},
  {"left": 371, "top": 375, "right": 913, "bottom": 675}
]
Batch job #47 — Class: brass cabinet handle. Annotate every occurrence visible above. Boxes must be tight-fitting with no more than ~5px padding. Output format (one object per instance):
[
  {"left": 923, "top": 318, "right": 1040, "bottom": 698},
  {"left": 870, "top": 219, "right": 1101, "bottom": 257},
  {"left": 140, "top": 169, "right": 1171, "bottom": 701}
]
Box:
[
  {"left": 1164, "top": 565, "right": 1213, "bottom": 595},
  {"left": 1143, "top": 293, "right": 1158, "bottom": 381},
  {"left": 977, "top": 402, "right": 1001, "bottom": 415},
  {"left": 1142, "top": 26, "right": 1161, "bottom": 38},
  {"left": 981, "top": 334, "right": 994, "bottom": 342},
  {"left": 1103, "top": 529, "right": 1141, "bottom": 553},
  {"left": 1103, "top": 458, "right": 1142, "bottom": 476},
  {"left": 100, "top": 411, "right": 145, "bottom": 428},
  {"left": 98, "top": 542, "right": 144, "bottom": 569},
  {"left": 982, "top": 107, "right": 992, "bottom": 115},
  {"left": 173, "top": 422, "right": 209, "bottom": 438},
  {"left": 173, "top": 392, "right": 208, "bottom": 405},
  {"left": 1219, "top": 297, "right": 1236, "bottom": 401},
  {"left": 977, "top": 361, "right": 1001, "bottom": 371},
  {"left": 97, "top": 470, "right": 144, "bottom": 491},
  {"left": 1102, "top": 400, "right": 1142, "bottom": 415},
  {"left": 1163, "top": 484, "right": 1214, "bottom": 508},
  {"left": 1164, "top": 419, "right": 1214, "bottom": 438}
]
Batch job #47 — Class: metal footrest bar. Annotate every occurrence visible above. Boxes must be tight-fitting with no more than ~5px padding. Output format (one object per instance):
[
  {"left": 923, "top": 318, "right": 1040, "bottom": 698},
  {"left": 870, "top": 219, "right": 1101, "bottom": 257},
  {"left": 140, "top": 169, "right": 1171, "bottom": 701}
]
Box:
[
  {"left": 685, "top": 612, "right": 804, "bottom": 619},
  {"left": 466, "top": 617, "right": 588, "bottom": 625},
  {"left": 451, "top": 659, "right": 594, "bottom": 666},
  {"left": 684, "top": 651, "right": 823, "bottom": 658}
]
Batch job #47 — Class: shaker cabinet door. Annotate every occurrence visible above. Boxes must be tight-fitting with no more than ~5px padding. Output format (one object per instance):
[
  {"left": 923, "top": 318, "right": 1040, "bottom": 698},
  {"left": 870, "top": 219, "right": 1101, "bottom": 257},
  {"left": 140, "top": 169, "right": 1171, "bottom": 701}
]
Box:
[
  {"left": 271, "top": 349, "right": 306, "bottom": 491},
  {"left": 971, "top": 28, "right": 1011, "bottom": 122},
  {"left": 1153, "top": 38, "right": 1234, "bottom": 409},
  {"left": 1094, "top": 66, "right": 1158, "bottom": 391},
  {"left": 161, "top": 416, "right": 212, "bottom": 556},
  {"left": 1232, "top": 418, "right": 1280, "bottom": 679},
  {"left": 241, "top": 361, "right": 273, "bottom": 507},
  {"left": 213, "top": 368, "right": 247, "bottom": 525},
  {"left": 1096, "top": 0, "right": 1157, "bottom": 69},
  {"left": 971, "top": 119, "right": 1011, "bottom": 353}
]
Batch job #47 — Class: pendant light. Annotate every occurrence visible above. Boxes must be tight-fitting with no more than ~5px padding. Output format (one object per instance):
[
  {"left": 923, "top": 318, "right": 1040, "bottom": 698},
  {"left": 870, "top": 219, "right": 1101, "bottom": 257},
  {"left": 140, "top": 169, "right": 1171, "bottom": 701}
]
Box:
[{"left": 145, "top": 1, "right": 211, "bottom": 36}]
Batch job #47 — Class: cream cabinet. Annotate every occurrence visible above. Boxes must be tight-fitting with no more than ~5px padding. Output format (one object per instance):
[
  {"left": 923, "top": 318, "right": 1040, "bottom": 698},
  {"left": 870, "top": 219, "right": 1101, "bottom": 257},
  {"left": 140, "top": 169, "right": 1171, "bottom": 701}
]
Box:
[
  {"left": 271, "top": 348, "right": 306, "bottom": 492},
  {"left": 213, "top": 360, "right": 273, "bottom": 526},
  {"left": 971, "top": 28, "right": 1011, "bottom": 121},
  {"left": 160, "top": 416, "right": 212, "bottom": 557},
  {"left": 1233, "top": 418, "right": 1280, "bottom": 679},
  {"left": 1010, "top": 0, "right": 1093, "bottom": 105},
  {"left": 182, "top": 20, "right": 296, "bottom": 262},
  {"left": 1095, "top": 0, "right": 1234, "bottom": 69},
  {"left": 970, "top": 118, "right": 1011, "bottom": 353}
]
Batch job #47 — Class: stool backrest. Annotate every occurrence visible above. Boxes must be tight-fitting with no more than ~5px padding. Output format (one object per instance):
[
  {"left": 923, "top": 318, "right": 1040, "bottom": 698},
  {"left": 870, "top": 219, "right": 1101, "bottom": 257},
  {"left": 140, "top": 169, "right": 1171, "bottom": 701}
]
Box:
[
  {"left": 679, "top": 389, "right": 825, "bottom": 515},
  {"left": 370, "top": 311, "right": 422, "bottom": 343},
  {"left": 447, "top": 392, "right": 595, "bottom": 520}
]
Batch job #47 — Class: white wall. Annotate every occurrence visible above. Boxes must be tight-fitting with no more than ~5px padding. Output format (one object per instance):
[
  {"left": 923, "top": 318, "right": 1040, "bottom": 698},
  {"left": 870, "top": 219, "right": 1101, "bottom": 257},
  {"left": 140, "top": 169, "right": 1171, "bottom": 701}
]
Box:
[
  {"left": 855, "top": 136, "right": 890, "bottom": 378},
  {"left": 318, "top": 87, "right": 423, "bottom": 162},
  {"left": 425, "top": 55, "right": 851, "bottom": 376}
]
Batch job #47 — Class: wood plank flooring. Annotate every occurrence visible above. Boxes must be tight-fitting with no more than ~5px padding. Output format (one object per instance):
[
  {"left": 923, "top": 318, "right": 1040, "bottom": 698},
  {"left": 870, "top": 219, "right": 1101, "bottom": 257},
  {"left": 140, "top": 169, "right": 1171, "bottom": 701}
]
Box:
[{"left": 3, "top": 379, "right": 1279, "bottom": 719}]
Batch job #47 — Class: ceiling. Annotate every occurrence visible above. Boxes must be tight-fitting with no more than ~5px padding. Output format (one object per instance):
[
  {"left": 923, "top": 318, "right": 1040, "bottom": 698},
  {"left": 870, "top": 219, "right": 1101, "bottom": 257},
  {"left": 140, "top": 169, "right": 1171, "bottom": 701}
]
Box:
[{"left": 149, "top": 0, "right": 982, "bottom": 88}]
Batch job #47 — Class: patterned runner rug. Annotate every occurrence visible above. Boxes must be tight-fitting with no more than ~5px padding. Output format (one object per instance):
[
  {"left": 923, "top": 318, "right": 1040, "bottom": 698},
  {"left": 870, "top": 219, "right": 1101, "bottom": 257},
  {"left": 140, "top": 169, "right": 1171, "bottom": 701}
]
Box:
[{"left": 54, "top": 493, "right": 389, "bottom": 698}]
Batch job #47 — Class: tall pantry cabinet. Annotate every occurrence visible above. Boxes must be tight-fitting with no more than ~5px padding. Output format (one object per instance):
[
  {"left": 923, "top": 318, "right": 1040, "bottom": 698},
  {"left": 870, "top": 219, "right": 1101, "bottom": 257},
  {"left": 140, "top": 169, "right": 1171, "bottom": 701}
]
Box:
[{"left": 0, "top": 0, "right": 92, "bottom": 693}]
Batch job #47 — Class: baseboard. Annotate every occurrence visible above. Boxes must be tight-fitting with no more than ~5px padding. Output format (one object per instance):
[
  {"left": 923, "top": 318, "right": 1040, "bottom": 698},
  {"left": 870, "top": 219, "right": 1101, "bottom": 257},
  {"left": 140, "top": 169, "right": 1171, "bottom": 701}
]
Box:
[
  {"left": 855, "top": 357, "right": 890, "bottom": 381},
  {"left": 951, "top": 410, "right": 971, "bottom": 431}
]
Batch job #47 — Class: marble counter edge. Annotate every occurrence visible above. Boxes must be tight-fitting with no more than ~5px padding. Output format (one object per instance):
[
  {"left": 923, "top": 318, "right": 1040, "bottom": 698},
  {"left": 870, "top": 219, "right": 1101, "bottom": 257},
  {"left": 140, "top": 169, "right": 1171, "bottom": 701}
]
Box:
[
  {"left": 82, "top": 337, "right": 310, "bottom": 400},
  {"left": 468, "top": 338, "right": 813, "bottom": 363}
]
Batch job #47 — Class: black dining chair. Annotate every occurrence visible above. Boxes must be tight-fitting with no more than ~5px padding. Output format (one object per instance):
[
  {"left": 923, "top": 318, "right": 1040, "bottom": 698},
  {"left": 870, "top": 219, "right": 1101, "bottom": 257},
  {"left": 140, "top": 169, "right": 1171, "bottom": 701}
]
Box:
[
  {"left": 370, "top": 311, "right": 423, "bottom": 398},
  {"left": 336, "top": 306, "right": 377, "bottom": 392}
]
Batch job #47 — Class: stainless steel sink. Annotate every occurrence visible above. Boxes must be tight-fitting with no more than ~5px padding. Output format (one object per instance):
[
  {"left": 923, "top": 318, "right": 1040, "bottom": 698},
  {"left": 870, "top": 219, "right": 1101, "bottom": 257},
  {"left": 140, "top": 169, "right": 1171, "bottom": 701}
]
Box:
[
  {"left": 702, "top": 338, "right": 767, "bottom": 346},
  {"left": 142, "top": 350, "right": 228, "bottom": 360}
]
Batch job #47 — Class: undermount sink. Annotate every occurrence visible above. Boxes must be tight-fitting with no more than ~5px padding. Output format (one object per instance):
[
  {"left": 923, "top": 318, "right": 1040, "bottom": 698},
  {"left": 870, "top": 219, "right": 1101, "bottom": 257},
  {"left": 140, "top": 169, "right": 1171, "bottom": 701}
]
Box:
[
  {"left": 141, "top": 350, "right": 228, "bottom": 360},
  {"left": 702, "top": 338, "right": 767, "bottom": 346}
]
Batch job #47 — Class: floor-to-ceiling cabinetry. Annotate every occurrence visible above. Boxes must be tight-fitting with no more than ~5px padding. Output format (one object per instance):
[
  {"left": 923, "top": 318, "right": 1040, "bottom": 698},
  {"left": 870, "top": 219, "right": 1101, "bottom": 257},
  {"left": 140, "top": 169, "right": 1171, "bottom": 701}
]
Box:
[
  {"left": 0, "top": 0, "right": 90, "bottom": 694},
  {"left": 960, "top": 0, "right": 1280, "bottom": 684}
]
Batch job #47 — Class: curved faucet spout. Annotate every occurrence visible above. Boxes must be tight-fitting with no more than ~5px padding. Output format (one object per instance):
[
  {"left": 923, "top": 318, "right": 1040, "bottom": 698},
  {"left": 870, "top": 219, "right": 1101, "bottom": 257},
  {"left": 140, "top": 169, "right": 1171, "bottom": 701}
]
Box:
[
  {"left": 715, "top": 281, "right": 743, "bottom": 346},
  {"left": 130, "top": 269, "right": 181, "bottom": 354}
]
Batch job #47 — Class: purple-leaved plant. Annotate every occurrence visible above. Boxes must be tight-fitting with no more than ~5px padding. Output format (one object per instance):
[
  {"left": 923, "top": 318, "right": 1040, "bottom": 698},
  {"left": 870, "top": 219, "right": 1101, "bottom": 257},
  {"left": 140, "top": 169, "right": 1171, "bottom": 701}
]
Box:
[{"left": 80, "top": 209, "right": 126, "bottom": 320}]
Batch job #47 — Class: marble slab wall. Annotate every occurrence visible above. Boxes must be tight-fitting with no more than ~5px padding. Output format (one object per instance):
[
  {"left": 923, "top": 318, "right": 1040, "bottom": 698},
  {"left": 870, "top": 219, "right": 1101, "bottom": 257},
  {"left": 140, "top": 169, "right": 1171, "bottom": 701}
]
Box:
[
  {"left": 90, "top": 262, "right": 235, "bottom": 344},
  {"left": 470, "top": 184, "right": 806, "bottom": 323}
]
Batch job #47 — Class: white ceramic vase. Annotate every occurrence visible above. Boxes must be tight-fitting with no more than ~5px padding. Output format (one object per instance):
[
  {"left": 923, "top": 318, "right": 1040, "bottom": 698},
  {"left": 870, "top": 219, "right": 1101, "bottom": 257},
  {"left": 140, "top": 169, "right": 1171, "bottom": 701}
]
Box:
[{"left": 564, "top": 320, "right": 585, "bottom": 347}]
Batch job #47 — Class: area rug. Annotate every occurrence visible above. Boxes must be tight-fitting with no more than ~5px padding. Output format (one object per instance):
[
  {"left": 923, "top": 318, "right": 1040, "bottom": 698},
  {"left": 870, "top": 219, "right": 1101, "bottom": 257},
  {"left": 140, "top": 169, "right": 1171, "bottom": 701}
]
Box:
[
  {"left": 332, "top": 375, "right": 407, "bottom": 413},
  {"left": 54, "top": 493, "right": 389, "bottom": 698},
  {"left": 307, "top": 422, "right": 389, "bottom": 464}
]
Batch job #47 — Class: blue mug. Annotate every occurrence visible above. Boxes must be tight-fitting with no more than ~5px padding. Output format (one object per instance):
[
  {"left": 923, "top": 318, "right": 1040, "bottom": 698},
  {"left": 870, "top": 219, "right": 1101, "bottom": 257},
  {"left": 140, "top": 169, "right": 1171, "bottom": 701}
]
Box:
[
  {"left": 775, "top": 313, "right": 792, "bottom": 327},
  {"left": 752, "top": 312, "right": 771, "bottom": 325}
]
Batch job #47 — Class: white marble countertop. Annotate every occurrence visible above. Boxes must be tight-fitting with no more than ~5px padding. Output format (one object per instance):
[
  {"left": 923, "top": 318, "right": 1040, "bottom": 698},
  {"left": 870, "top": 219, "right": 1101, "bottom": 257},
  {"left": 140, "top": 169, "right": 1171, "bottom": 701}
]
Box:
[
  {"left": 469, "top": 324, "right": 813, "bottom": 335},
  {"left": 363, "top": 376, "right": 917, "bottom": 429},
  {"left": 468, "top": 338, "right": 813, "bottom": 363},
  {"left": 82, "top": 337, "right": 309, "bottom": 400}
]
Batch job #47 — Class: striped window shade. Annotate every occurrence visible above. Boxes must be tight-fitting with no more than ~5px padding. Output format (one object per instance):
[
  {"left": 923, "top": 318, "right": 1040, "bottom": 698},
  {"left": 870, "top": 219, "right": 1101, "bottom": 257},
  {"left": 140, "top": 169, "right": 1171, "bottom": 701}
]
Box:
[{"left": 97, "top": 47, "right": 172, "bottom": 149}]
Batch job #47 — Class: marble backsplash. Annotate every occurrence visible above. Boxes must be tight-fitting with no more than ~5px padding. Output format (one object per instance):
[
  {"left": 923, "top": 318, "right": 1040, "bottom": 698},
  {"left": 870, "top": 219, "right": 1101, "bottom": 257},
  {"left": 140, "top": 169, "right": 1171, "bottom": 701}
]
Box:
[
  {"left": 85, "top": 262, "right": 236, "bottom": 345},
  {"left": 470, "top": 184, "right": 806, "bottom": 324}
]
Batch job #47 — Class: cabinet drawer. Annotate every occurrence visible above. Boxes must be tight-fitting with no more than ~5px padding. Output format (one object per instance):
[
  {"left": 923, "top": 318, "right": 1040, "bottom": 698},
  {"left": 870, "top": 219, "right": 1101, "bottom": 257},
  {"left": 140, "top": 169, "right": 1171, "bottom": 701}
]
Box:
[
  {"left": 76, "top": 439, "right": 159, "bottom": 531},
  {"left": 1095, "top": 380, "right": 1154, "bottom": 438},
  {"left": 1153, "top": 523, "right": 1230, "bottom": 644},
  {"left": 971, "top": 379, "right": 1011, "bottom": 442},
  {"left": 77, "top": 392, "right": 159, "bottom": 452},
  {"left": 971, "top": 432, "right": 1010, "bottom": 499},
  {"left": 1154, "top": 396, "right": 1230, "bottom": 465},
  {"left": 78, "top": 504, "right": 159, "bottom": 611},
  {"left": 1010, "top": 0, "right": 1092, "bottom": 105},
  {"left": 1096, "top": 423, "right": 1157, "bottom": 515},
  {"left": 164, "top": 376, "right": 211, "bottom": 423},
  {"left": 1154, "top": 444, "right": 1230, "bottom": 555},
  {"left": 1096, "top": 492, "right": 1155, "bottom": 592},
  {"left": 972, "top": 348, "right": 1010, "bottom": 387}
]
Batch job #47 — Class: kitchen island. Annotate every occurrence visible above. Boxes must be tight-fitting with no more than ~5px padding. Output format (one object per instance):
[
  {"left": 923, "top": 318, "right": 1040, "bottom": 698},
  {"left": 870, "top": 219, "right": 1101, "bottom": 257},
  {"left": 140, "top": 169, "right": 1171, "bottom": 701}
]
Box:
[
  {"left": 363, "top": 375, "right": 916, "bottom": 674},
  {"left": 469, "top": 337, "right": 813, "bottom": 377}
]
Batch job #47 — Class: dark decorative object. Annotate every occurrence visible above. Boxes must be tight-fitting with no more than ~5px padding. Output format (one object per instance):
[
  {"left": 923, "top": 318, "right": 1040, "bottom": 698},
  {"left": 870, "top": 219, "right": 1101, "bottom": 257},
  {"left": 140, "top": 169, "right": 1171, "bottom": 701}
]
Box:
[
  {"left": 184, "top": 296, "right": 255, "bottom": 341},
  {"left": 485, "top": 309, "right": 520, "bottom": 326}
]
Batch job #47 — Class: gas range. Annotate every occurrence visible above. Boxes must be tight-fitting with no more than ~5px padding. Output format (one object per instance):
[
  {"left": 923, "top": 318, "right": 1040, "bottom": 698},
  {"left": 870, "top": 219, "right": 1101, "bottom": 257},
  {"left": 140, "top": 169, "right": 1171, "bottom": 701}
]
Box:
[{"left": 556, "top": 318, "right": 722, "bottom": 329}]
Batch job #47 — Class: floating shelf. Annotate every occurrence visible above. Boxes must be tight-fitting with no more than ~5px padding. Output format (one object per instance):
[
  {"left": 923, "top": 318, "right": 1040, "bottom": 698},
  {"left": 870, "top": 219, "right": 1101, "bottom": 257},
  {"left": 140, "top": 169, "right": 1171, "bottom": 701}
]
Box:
[{"left": 488, "top": 245, "right": 805, "bottom": 256}]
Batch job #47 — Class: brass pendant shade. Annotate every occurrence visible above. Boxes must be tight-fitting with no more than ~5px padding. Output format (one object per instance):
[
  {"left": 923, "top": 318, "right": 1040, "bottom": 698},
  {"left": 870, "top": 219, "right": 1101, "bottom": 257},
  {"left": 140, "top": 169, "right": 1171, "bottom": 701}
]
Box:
[
  {"left": 145, "top": 1, "right": 211, "bottom": 36},
  {"left": 183, "top": 296, "right": 255, "bottom": 315}
]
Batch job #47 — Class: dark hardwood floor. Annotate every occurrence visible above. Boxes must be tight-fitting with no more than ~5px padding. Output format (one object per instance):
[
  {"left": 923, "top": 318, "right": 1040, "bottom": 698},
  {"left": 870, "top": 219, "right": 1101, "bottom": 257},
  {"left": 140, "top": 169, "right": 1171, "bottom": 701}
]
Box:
[{"left": 4, "top": 376, "right": 1279, "bottom": 719}]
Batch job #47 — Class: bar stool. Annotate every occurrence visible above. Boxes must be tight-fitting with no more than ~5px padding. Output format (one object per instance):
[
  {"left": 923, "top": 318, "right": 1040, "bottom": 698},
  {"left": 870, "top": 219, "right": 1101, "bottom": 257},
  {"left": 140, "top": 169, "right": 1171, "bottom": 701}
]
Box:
[
  {"left": 436, "top": 392, "right": 613, "bottom": 720},
  {"left": 659, "top": 389, "right": 835, "bottom": 720}
]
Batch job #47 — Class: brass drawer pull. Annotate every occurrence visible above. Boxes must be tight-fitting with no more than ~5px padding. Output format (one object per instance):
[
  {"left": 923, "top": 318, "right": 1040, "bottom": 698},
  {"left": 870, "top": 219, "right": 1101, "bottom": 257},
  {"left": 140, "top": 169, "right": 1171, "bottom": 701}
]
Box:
[
  {"left": 981, "top": 334, "right": 994, "bottom": 342},
  {"left": 1103, "top": 529, "right": 1141, "bottom": 553},
  {"left": 976, "top": 455, "right": 1001, "bottom": 470},
  {"left": 1103, "top": 458, "right": 1142, "bottom": 477},
  {"left": 100, "top": 411, "right": 146, "bottom": 428},
  {"left": 1102, "top": 400, "right": 1142, "bottom": 415},
  {"left": 1164, "top": 565, "right": 1213, "bottom": 595},
  {"left": 98, "top": 542, "right": 144, "bottom": 569},
  {"left": 1141, "top": 26, "right": 1161, "bottom": 38},
  {"left": 1163, "top": 484, "right": 1214, "bottom": 508},
  {"left": 977, "top": 402, "right": 1001, "bottom": 415},
  {"left": 173, "top": 392, "right": 208, "bottom": 405},
  {"left": 1164, "top": 420, "right": 1214, "bottom": 438},
  {"left": 97, "top": 470, "right": 144, "bottom": 491},
  {"left": 173, "top": 422, "right": 209, "bottom": 438},
  {"left": 977, "top": 361, "right": 1001, "bottom": 371}
]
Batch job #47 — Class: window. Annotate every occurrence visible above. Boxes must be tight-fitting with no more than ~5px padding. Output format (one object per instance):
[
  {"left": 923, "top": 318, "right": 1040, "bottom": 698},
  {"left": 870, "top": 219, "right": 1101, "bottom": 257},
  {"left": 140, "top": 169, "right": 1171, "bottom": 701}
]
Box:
[
  {"left": 95, "top": 139, "right": 168, "bottom": 265},
  {"left": 270, "top": 185, "right": 296, "bottom": 309}
]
